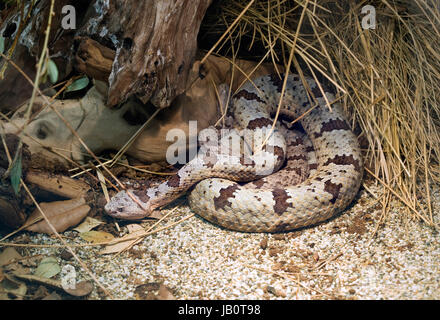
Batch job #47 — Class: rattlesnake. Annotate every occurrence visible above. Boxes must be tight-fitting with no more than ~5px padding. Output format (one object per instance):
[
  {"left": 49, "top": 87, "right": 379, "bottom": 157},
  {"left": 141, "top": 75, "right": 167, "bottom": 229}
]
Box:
[{"left": 105, "top": 73, "right": 363, "bottom": 232}]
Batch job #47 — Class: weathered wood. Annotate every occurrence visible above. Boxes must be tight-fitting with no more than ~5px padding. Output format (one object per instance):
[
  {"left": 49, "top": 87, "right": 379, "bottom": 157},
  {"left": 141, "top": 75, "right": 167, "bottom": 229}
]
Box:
[
  {"left": 0, "top": 0, "right": 213, "bottom": 112},
  {"left": 74, "top": 37, "right": 115, "bottom": 82},
  {"left": 0, "top": 0, "right": 75, "bottom": 112},
  {"left": 25, "top": 170, "right": 90, "bottom": 199},
  {"left": 85, "top": 0, "right": 214, "bottom": 108},
  {"left": 73, "top": 40, "right": 279, "bottom": 99}
]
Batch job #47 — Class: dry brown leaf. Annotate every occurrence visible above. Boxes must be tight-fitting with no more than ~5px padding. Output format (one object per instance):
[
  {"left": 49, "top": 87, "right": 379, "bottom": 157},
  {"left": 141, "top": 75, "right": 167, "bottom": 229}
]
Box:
[
  {"left": 25, "top": 198, "right": 90, "bottom": 234},
  {"left": 63, "top": 280, "right": 94, "bottom": 297},
  {"left": 79, "top": 231, "right": 114, "bottom": 243},
  {"left": 134, "top": 282, "right": 176, "bottom": 300},
  {"left": 0, "top": 248, "right": 30, "bottom": 275},
  {"left": 13, "top": 273, "right": 93, "bottom": 297},
  {"left": 42, "top": 291, "right": 62, "bottom": 300},
  {"left": 0, "top": 274, "right": 27, "bottom": 300},
  {"left": 0, "top": 247, "right": 22, "bottom": 266},
  {"left": 73, "top": 216, "right": 104, "bottom": 233},
  {"left": 100, "top": 224, "right": 144, "bottom": 255},
  {"left": 158, "top": 284, "right": 176, "bottom": 300}
]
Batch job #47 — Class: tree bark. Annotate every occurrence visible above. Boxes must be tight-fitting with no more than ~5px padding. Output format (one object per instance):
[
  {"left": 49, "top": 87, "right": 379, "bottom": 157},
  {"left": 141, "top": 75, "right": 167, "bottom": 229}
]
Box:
[
  {"left": 90, "top": 0, "right": 214, "bottom": 108},
  {"left": 0, "top": 0, "right": 213, "bottom": 111}
]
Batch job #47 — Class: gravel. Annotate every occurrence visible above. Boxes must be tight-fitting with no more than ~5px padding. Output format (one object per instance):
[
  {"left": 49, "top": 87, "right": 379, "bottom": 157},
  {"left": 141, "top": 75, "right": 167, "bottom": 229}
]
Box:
[{"left": 2, "top": 180, "right": 439, "bottom": 300}]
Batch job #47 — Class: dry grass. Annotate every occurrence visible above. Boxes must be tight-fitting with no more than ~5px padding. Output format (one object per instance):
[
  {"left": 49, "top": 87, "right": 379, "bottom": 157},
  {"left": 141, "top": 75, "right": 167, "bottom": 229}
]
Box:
[{"left": 200, "top": 0, "right": 440, "bottom": 229}]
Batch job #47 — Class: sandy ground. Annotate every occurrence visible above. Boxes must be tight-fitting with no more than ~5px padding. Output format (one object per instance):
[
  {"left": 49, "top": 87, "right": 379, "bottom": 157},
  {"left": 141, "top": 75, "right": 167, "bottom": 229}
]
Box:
[{"left": 3, "top": 178, "right": 439, "bottom": 300}]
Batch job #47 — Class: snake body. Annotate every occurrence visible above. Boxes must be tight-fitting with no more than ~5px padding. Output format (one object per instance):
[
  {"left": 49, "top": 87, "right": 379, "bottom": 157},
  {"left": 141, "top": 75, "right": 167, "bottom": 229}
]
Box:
[{"left": 105, "top": 73, "right": 363, "bottom": 232}]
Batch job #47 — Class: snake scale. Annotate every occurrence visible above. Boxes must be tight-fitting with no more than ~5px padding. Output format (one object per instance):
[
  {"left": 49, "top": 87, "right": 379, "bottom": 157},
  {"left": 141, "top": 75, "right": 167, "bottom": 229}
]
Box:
[{"left": 105, "top": 73, "right": 363, "bottom": 232}]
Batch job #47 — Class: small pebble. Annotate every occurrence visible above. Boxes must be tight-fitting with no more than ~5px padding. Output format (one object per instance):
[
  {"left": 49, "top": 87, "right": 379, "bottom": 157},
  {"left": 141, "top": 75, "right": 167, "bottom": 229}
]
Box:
[
  {"left": 260, "top": 237, "right": 268, "bottom": 250},
  {"left": 3, "top": 183, "right": 439, "bottom": 300}
]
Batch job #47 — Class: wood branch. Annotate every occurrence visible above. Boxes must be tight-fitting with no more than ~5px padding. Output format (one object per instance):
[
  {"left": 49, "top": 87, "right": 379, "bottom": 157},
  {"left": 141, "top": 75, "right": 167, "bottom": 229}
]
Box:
[
  {"left": 25, "top": 170, "right": 90, "bottom": 199},
  {"left": 80, "top": 0, "right": 214, "bottom": 108},
  {"left": 74, "top": 39, "right": 281, "bottom": 103},
  {"left": 74, "top": 37, "right": 115, "bottom": 82}
]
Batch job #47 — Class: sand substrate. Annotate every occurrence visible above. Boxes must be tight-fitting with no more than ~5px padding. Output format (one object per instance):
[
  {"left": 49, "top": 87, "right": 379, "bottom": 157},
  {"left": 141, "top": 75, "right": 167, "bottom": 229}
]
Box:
[{"left": 3, "top": 180, "right": 439, "bottom": 300}]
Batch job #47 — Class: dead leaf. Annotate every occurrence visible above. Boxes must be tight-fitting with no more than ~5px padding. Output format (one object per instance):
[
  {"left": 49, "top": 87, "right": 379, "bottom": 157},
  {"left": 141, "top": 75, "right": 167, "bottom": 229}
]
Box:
[
  {"left": 100, "top": 224, "right": 144, "bottom": 254},
  {"left": 96, "top": 168, "right": 110, "bottom": 203},
  {"left": 59, "top": 249, "right": 73, "bottom": 261},
  {"left": 25, "top": 198, "right": 90, "bottom": 234},
  {"left": 32, "top": 285, "right": 50, "bottom": 300},
  {"left": 0, "top": 274, "right": 27, "bottom": 300},
  {"left": 158, "top": 283, "right": 176, "bottom": 300},
  {"left": 63, "top": 280, "right": 94, "bottom": 297},
  {"left": 127, "top": 224, "right": 144, "bottom": 233},
  {"left": 16, "top": 272, "right": 93, "bottom": 297},
  {"left": 0, "top": 248, "right": 30, "bottom": 275},
  {"left": 73, "top": 217, "right": 104, "bottom": 233},
  {"left": 79, "top": 231, "right": 114, "bottom": 244},
  {"left": 134, "top": 282, "right": 175, "bottom": 300},
  {"left": 42, "top": 291, "right": 62, "bottom": 300},
  {"left": 0, "top": 247, "right": 22, "bottom": 266},
  {"left": 149, "top": 209, "right": 165, "bottom": 220}
]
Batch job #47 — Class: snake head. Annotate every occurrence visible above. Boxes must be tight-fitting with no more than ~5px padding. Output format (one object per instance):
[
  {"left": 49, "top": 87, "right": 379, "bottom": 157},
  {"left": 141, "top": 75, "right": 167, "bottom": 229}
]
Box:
[{"left": 104, "top": 190, "right": 152, "bottom": 220}]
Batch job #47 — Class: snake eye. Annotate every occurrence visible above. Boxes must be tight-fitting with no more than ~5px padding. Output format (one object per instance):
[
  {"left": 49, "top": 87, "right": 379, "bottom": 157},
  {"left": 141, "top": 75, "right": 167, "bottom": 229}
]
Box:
[
  {"left": 36, "top": 127, "right": 47, "bottom": 139},
  {"left": 34, "top": 122, "right": 52, "bottom": 140}
]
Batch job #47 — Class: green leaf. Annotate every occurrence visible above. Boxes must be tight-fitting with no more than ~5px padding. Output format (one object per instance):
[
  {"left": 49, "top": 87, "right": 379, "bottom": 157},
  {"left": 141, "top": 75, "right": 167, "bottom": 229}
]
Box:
[
  {"left": 34, "top": 257, "right": 61, "bottom": 279},
  {"left": 47, "top": 59, "right": 59, "bottom": 84},
  {"left": 0, "top": 36, "right": 5, "bottom": 55},
  {"left": 10, "top": 153, "right": 22, "bottom": 195},
  {"left": 65, "top": 77, "right": 90, "bottom": 93}
]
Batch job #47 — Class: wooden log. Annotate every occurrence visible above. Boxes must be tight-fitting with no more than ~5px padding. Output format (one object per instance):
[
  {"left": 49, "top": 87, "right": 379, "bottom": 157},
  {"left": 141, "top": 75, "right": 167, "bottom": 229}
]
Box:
[
  {"left": 92, "top": 0, "right": 214, "bottom": 108},
  {"left": 25, "top": 170, "right": 90, "bottom": 199},
  {"left": 74, "top": 37, "right": 115, "bottom": 83},
  {"left": 1, "top": 0, "right": 213, "bottom": 112}
]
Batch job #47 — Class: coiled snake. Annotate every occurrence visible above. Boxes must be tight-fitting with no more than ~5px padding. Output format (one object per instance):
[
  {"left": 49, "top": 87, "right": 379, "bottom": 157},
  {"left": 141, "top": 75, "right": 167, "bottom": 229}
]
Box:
[{"left": 105, "top": 73, "right": 363, "bottom": 232}]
